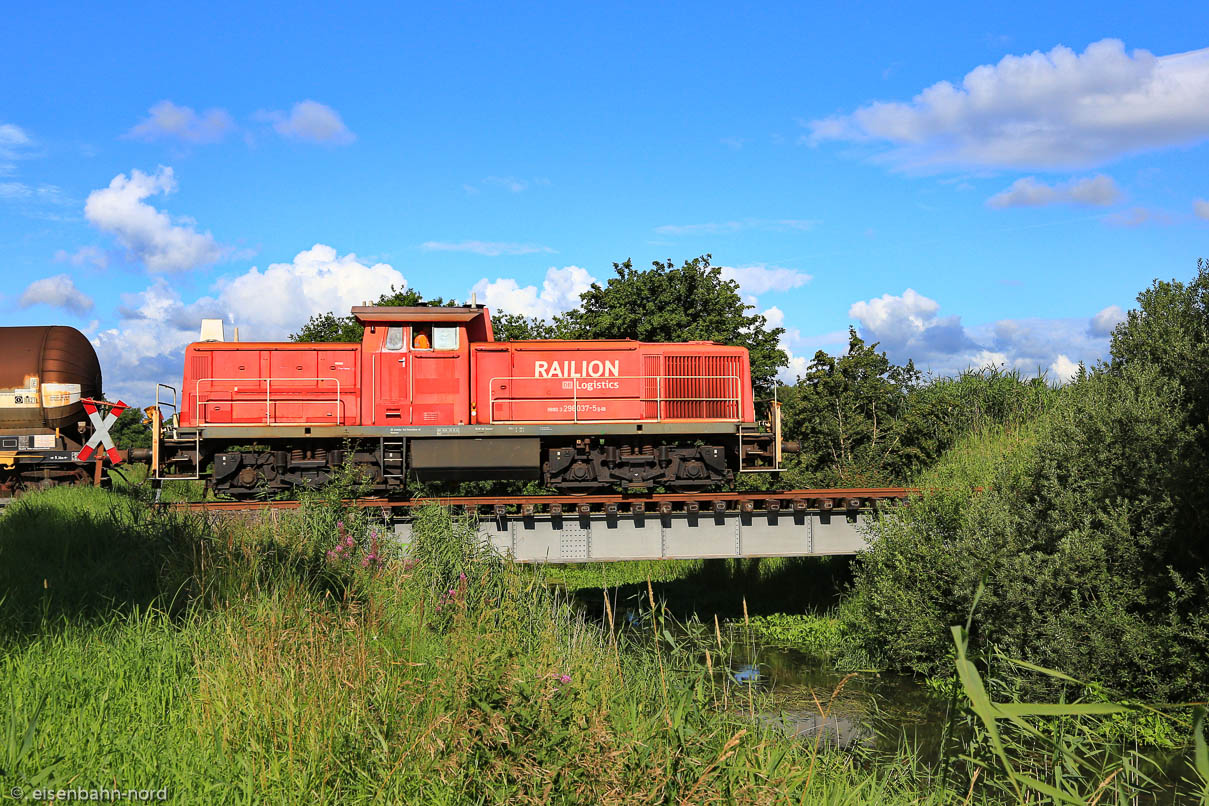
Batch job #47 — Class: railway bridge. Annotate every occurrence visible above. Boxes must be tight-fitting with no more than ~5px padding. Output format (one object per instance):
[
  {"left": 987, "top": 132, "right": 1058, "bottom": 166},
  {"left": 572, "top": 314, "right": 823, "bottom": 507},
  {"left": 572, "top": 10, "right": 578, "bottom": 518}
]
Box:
[{"left": 175, "top": 488, "right": 909, "bottom": 562}]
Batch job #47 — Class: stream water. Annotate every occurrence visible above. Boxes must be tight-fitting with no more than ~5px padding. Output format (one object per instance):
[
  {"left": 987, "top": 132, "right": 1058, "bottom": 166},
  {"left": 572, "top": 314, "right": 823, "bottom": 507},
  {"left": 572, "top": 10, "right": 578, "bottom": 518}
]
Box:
[
  {"left": 564, "top": 577, "right": 1199, "bottom": 801},
  {"left": 728, "top": 642, "right": 950, "bottom": 754},
  {"left": 725, "top": 641, "right": 1199, "bottom": 803}
]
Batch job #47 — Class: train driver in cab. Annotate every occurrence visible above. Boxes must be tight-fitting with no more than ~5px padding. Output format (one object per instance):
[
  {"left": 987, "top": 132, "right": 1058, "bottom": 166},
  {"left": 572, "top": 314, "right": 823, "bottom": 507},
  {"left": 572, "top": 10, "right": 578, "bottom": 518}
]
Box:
[{"left": 413, "top": 327, "right": 431, "bottom": 350}]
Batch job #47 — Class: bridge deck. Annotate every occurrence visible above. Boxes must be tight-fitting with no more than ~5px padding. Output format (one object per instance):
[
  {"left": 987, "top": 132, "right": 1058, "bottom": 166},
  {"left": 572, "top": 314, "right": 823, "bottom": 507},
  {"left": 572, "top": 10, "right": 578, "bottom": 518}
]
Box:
[{"left": 392, "top": 509, "right": 871, "bottom": 562}]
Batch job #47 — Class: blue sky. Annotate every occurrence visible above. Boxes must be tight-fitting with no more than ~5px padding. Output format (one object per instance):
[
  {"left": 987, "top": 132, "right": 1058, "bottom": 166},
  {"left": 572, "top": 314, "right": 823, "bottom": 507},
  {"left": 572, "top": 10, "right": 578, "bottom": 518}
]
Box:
[{"left": 2, "top": 1, "right": 1207, "bottom": 402}]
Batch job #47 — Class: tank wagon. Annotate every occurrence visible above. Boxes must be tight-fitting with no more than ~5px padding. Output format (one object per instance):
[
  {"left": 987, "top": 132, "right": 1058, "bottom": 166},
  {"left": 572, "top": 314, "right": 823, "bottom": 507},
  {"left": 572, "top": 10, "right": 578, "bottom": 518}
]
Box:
[
  {"left": 0, "top": 326, "right": 110, "bottom": 492},
  {"left": 154, "top": 305, "right": 784, "bottom": 496}
]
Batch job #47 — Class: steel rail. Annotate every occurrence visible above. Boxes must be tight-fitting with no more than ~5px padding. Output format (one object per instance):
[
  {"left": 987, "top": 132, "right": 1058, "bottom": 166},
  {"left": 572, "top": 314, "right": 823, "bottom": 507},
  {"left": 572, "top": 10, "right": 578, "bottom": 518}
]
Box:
[{"left": 166, "top": 487, "right": 920, "bottom": 514}]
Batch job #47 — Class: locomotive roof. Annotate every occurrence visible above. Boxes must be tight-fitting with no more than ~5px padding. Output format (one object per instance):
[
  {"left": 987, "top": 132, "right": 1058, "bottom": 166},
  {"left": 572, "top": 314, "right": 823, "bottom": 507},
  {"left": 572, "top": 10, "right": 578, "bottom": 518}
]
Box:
[{"left": 351, "top": 305, "right": 487, "bottom": 324}]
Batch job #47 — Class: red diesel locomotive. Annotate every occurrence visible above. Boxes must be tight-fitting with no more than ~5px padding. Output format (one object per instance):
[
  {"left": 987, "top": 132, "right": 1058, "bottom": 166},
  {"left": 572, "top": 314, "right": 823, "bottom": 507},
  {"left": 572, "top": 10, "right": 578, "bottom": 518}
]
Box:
[{"left": 155, "top": 305, "right": 784, "bottom": 496}]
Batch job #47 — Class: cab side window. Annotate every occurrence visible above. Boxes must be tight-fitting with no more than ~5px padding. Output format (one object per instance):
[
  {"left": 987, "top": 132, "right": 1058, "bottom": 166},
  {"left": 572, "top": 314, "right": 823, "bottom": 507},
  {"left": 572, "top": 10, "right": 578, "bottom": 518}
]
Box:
[
  {"left": 384, "top": 326, "right": 404, "bottom": 351},
  {"left": 432, "top": 326, "right": 459, "bottom": 351}
]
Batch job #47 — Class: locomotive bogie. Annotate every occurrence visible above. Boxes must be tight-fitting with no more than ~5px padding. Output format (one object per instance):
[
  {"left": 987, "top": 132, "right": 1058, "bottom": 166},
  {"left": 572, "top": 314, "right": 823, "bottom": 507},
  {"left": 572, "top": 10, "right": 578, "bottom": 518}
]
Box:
[{"left": 542, "top": 438, "right": 734, "bottom": 491}]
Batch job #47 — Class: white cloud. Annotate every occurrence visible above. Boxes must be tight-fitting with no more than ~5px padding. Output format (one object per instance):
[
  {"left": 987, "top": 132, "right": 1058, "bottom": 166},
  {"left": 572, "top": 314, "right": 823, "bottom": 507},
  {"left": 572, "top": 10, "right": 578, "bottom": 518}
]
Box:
[
  {"left": 1, "top": 122, "right": 34, "bottom": 171},
  {"left": 19, "top": 274, "right": 93, "bottom": 314},
  {"left": 1103, "top": 206, "right": 1168, "bottom": 228},
  {"left": 54, "top": 246, "right": 108, "bottom": 270},
  {"left": 470, "top": 265, "right": 597, "bottom": 320},
  {"left": 762, "top": 305, "right": 811, "bottom": 382},
  {"left": 483, "top": 176, "right": 528, "bottom": 192},
  {"left": 216, "top": 244, "right": 405, "bottom": 338},
  {"left": 0, "top": 179, "right": 75, "bottom": 221},
  {"left": 84, "top": 166, "right": 228, "bottom": 272},
  {"left": 1050, "top": 354, "right": 1080, "bottom": 383},
  {"left": 0, "top": 182, "right": 71, "bottom": 205},
  {"left": 847, "top": 288, "right": 1113, "bottom": 379},
  {"left": 421, "top": 240, "right": 556, "bottom": 256},
  {"left": 93, "top": 244, "right": 405, "bottom": 403},
  {"left": 1088, "top": 304, "right": 1126, "bottom": 337},
  {"left": 126, "top": 101, "right": 235, "bottom": 144},
  {"left": 265, "top": 100, "right": 355, "bottom": 144},
  {"left": 655, "top": 218, "right": 818, "bottom": 236},
  {"left": 848, "top": 289, "right": 959, "bottom": 354},
  {"left": 0, "top": 123, "right": 30, "bottom": 149},
  {"left": 720, "top": 264, "right": 812, "bottom": 296},
  {"left": 92, "top": 282, "right": 219, "bottom": 405},
  {"left": 807, "top": 39, "right": 1209, "bottom": 170},
  {"left": 1195, "top": 199, "right": 1209, "bottom": 221},
  {"left": 987, "top": 175, "right": 1122, "bottom": 208}
]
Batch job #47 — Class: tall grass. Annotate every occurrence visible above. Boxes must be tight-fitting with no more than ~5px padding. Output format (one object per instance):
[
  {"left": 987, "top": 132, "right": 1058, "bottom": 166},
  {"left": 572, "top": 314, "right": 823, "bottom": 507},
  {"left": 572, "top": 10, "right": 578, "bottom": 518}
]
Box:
[
  {"left": 2, "top": 484, "right": 970, "bottom": 804},
  {"left": 5, "top": 479, "right": 1205, "bottom": 802},
  {"left": 937, "top": 585, "right": 1209, "bottom": 804}
]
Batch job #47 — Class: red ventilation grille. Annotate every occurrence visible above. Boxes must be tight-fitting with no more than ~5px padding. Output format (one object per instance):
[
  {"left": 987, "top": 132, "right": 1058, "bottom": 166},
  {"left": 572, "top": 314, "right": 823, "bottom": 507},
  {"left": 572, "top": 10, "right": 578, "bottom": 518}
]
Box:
[
  {"left": 660, "top": 354, "right": 740, "bottom": 420},
  {"left": 642, "top": 354, "right": 661, "bottom": 419},
  {"left": 190, "top": 355, "right": 209, "bottom": 381}
]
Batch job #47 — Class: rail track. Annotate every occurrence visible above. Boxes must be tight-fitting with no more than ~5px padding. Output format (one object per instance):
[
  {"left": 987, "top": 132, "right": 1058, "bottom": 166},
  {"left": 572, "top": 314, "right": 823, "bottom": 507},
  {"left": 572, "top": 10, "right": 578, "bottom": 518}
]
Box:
[{"left": 166, "top": 487, "right": 918, "bottom": 516}]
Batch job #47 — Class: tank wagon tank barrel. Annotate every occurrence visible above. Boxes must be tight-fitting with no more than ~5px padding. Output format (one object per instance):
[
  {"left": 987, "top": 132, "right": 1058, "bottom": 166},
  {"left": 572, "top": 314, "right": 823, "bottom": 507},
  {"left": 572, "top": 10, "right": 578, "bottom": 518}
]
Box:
[{"left": 0, "top": 325, "right": 116, "bottom": 493}]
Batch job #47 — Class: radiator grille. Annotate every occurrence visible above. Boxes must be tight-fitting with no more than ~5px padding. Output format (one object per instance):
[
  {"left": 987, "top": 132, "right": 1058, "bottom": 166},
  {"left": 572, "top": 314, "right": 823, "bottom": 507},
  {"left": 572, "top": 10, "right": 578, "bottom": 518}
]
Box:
[{"left": 661, "top": 354, "right": 740, "bottom": 420}]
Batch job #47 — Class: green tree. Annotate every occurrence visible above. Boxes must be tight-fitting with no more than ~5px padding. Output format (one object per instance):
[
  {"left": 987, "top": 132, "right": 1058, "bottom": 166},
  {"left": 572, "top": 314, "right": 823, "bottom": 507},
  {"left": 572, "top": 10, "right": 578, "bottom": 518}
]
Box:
[
  {"left": 778, "top": 329, "right": 919, "bottom": 485},
  {"left": 848, "top": 259, "right": 1209, "bottom": 700},
  {"left": 109, "top": 406, "right": 151, "bottom": 450},
  {"left": 1106, "top": 257, "right": 1209, "bottom": 574},
  {"left": 556, "top": 255, "right": 787, "bottom": 392},
  {"left": 290, "top": 287, "right": 453, "bottom": 342},
  {"left": 490, "top": 311, "right": 565, "bottom": 342}
]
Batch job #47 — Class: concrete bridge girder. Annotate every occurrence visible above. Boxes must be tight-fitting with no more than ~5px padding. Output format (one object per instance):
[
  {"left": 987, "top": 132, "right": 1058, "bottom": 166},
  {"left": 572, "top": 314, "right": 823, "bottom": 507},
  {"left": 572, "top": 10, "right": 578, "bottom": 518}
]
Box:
[{"left": 392, "top": 510, "right": 870, "bottom": 563}]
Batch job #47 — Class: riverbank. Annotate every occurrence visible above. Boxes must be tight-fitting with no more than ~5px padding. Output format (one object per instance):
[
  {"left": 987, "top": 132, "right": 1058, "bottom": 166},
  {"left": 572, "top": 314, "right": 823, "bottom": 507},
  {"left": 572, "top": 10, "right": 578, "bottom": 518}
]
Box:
[
  {"left": 2, "top": 486, "right": 1202, "bottom": 803},
  {"left": 1, "top": 485, "right": 961, "bottom": 804}
]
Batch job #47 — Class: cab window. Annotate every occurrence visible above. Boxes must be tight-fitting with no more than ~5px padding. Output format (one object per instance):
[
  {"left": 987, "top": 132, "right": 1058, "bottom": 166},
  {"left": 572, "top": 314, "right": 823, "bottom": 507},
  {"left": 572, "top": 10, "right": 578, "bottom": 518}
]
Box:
[
  {"left": 433, "top": 326, "right": 459, "bottom": 351},
  {"left": 384, "top": 326, "right": 404, "bottom": 351}
]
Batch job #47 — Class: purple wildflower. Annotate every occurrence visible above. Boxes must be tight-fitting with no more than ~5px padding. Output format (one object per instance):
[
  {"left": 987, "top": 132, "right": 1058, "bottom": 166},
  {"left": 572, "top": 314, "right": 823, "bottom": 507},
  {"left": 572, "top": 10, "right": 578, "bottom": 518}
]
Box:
[
  {"left": 559, "top": 674, "right": 572, "bottom": 684},
  {"left": 345, "top": 535, "right": 355, "bottom": 547}
]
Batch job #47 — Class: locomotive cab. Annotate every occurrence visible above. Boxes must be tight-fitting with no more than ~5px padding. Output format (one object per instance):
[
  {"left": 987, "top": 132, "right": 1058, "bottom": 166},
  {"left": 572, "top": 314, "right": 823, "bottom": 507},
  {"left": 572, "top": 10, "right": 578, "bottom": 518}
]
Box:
[{"left": 352, "top": 305, "right": 493, "bottom": 427}]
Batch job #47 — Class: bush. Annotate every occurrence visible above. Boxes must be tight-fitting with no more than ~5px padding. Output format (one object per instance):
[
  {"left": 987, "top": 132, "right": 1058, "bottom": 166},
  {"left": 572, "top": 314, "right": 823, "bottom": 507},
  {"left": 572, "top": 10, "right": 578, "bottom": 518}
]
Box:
[{"left": 848, "top": 261, "right": 1209, "bottom": 702}]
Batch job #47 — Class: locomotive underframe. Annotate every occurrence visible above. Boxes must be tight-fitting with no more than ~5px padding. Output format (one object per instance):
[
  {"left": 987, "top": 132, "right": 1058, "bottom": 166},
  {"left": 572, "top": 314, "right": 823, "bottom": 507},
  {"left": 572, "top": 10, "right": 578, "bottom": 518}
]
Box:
[{"left": 161, "top": 422, "right": 778, "bottom": 497}]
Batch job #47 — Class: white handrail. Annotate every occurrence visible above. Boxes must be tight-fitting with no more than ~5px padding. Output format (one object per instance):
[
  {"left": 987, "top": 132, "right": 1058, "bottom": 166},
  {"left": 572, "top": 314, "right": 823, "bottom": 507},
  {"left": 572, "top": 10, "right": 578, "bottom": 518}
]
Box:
[
  {"left": 193, "top": 376, "right": 345, "bottom": 426},
  {"left": 154, "top": 382, "right": 201, "bottom": 482}
]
